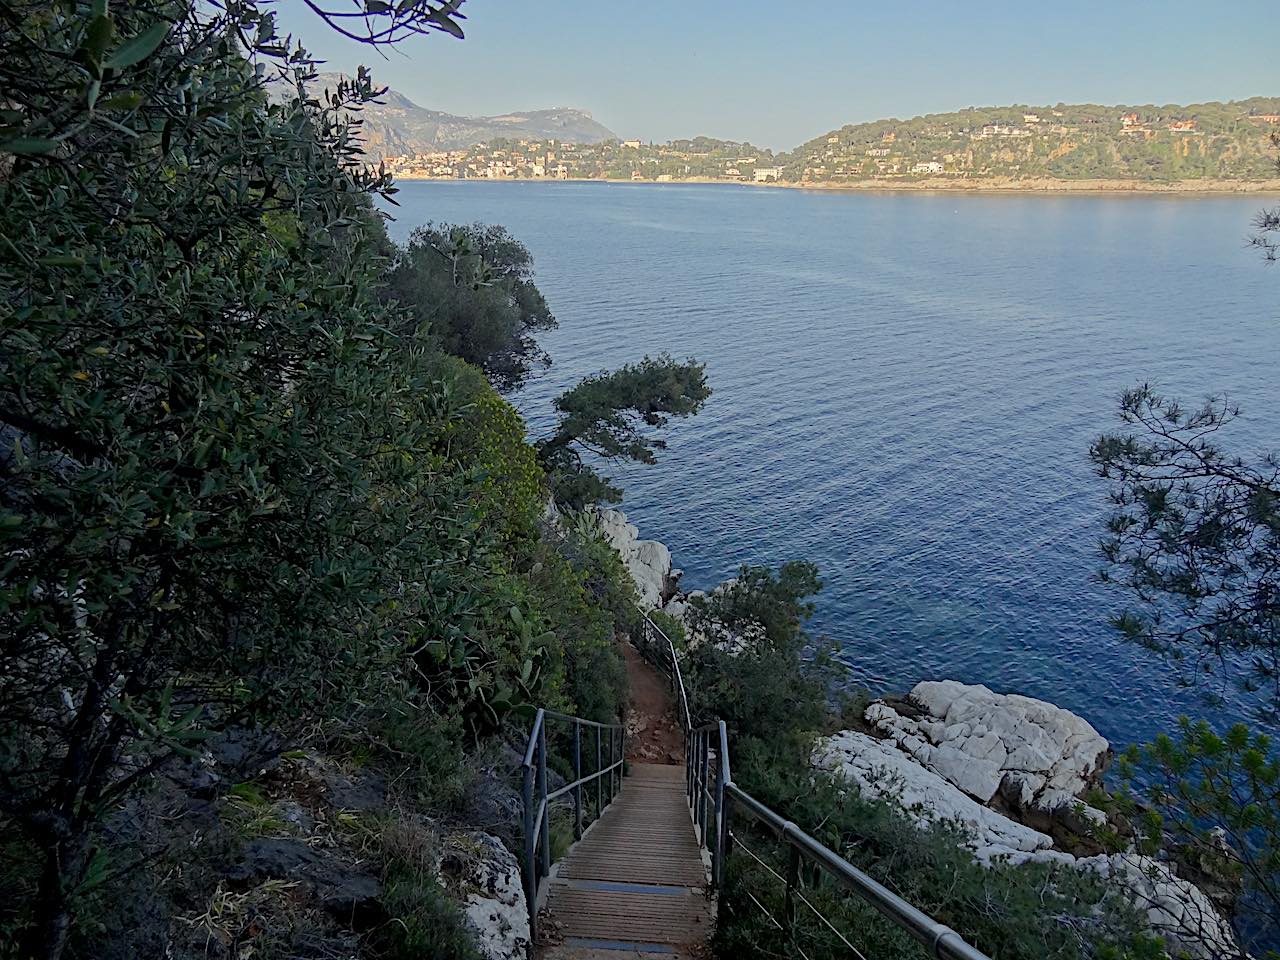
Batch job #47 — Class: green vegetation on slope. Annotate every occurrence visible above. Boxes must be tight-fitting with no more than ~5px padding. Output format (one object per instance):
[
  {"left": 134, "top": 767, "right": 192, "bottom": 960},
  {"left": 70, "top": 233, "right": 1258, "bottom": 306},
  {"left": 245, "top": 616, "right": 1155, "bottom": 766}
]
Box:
[
  {"left": 0, "top": 3, "right": 696, "bottom": 958},
  {"left": 783, "top": 97, "right": 1280, "bottom": 183},
  {"left": 672, "top": 564, "right": 1162, "bottom": 960}
]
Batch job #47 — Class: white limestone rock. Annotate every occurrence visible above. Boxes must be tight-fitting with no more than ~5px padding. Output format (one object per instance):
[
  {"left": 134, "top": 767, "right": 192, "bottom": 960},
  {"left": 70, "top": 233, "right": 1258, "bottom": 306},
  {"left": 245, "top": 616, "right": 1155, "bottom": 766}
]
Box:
[
  {"left": 813, "top": 730, "right": 1057, "bottom": 863},
  {"left": 867, "top": 680, "right": 1109, "bottom": 818},
  {"left": 816, "top": 692, "right": 1243, "bottom": 960},
  {"left": 661, "top": 591, "right": 699, "bottom": 626},
  {"left": 440, "top": 832, "right": 530, "bottom": 960},
  {"left": 814, "top": 730, "right": 1244, "bottom": 959},
  {"left": 1082, "top": 853, "right": 1243, "bottom": 960},
  {"left": 663, "top": 581, "right": 768, "bottom": 655},
  {"left": 590, "top": 507, "right": 674, "bottom": 609}
]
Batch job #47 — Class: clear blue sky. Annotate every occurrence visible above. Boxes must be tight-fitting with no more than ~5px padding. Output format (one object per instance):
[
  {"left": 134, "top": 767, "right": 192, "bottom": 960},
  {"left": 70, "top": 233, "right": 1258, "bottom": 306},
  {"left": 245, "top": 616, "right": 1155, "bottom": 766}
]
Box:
[{"left": 273, "top": 0, "right": 1276, "bottom": 150}]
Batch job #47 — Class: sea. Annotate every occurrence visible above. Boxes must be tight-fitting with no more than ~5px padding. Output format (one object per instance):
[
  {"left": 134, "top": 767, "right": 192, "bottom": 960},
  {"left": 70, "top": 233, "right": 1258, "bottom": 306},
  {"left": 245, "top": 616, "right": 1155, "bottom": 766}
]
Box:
[{"left": 381, "top": 180, "right": 1280, "bottom": 748}]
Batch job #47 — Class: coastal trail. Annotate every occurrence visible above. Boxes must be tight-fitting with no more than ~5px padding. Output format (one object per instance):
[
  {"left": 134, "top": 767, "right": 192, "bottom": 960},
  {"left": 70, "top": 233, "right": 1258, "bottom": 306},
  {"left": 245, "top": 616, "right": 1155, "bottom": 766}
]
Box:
[
  {"left": 535, "top": 642, "right": 711, "bottom": 959},
  {"left": 622, "top": 641, "right": 685, "bottom": 765}
]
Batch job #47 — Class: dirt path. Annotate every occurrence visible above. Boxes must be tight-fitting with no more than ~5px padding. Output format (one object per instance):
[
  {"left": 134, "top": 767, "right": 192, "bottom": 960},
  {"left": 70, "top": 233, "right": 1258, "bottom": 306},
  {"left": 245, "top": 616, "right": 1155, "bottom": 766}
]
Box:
[{"left": 621, "top": 641, "right": 685, "bottom": 764}]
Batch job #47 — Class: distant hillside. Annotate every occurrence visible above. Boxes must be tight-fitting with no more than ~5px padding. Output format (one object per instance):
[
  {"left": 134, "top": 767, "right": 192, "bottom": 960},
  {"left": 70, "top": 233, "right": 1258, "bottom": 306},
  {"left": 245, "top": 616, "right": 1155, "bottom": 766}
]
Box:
[
  {"left": 307, "top": 73, "right": 616, "bottom": 161},
  {"left": 777, "top": 97, "right": 1280, "bottom": 183},
  {"left": 391, "top": 96, "right": 1280, "bottom": 188}
]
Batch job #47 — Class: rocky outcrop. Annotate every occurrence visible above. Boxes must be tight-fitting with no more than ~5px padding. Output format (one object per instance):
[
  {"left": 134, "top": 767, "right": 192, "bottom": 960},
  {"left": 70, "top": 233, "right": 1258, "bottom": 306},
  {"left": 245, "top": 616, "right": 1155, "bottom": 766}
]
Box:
[
  {"left": 439, "top": 831, "right": 530, "bottom": 960},
  {"left": 814, "top": 730, "right": 1058, "bottom": 862},
  {"left": 591, "top": 511, "right": 762, "bottom": 654},
  {"left": 1082, "top": 853, "right": 1243, "bottom": 960},
  {"left": 591, "top": 507, "right": 678, "bottom": 609},
  {"left": 816, "top": 682, "right": 1244, "bottom": 960},
  {"left": 865, "top": 680, "right": 1109, "bottom": 830}
]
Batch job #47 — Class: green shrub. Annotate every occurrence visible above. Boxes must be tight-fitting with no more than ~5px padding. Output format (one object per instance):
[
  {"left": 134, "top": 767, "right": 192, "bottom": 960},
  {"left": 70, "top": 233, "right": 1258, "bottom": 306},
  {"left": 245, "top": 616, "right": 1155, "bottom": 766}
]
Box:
[
  {"left": 428, "top": 354, "right": 546, "bottom": 545},
  {"left": 1107, "top": 719, "right": 1280, "bottom": 954},
  {"left": 520, "top": 522, "right": 631, "bottom": 723},
  {"left": 685, "top": 564, "right": 1160, "bottom": 960},
  {"left": 367, "top": 815, "right": 482, "bottom": 960},
  {"left": 683, "top": 562, "right": 832, "bottom": 739}
]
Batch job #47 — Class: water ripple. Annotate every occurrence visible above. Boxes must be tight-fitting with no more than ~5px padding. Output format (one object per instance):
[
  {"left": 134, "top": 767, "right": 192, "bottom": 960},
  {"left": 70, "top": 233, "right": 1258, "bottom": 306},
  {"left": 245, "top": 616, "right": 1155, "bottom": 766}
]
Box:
[{"left": 383, "top": 181, "right": 1280, "bottom": 747}]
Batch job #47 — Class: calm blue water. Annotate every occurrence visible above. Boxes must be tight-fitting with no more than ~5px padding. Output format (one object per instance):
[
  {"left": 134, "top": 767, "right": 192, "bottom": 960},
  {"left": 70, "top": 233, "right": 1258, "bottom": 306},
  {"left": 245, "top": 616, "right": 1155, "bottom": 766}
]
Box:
[{"left": 381, "top": 181, "right": 1280, "bottom": 748}]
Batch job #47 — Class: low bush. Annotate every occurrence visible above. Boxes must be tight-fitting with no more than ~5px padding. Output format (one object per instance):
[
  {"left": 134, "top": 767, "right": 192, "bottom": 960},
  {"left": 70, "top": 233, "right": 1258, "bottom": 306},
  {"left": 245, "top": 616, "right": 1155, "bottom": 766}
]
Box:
[{"left": 683, "top": 563, "right": 1160, "bottom": 960}]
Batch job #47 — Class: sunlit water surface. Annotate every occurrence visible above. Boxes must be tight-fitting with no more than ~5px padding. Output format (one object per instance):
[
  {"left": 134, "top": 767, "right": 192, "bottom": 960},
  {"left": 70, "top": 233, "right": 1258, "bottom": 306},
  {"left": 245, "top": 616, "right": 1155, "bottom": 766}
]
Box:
[{"left": 382, "top": 180, "right": 1280, "bottom": 747}]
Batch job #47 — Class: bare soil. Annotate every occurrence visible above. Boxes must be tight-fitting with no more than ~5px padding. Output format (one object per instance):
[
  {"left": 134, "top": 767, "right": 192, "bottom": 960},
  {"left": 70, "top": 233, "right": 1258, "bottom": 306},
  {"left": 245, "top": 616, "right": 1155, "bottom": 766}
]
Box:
[{"left": 621, "top": 641, "right": 685, "bottom": 765}]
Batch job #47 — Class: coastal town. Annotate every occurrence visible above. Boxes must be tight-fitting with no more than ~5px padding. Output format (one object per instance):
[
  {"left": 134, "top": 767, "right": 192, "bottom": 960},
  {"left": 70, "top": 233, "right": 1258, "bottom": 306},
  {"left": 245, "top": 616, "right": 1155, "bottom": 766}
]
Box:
[
  {"left": 381, "top": 137, "right": 787, "bottom": 183},
  {"left": 380, "top": 100, "right": 1280, "bottom": 185}
]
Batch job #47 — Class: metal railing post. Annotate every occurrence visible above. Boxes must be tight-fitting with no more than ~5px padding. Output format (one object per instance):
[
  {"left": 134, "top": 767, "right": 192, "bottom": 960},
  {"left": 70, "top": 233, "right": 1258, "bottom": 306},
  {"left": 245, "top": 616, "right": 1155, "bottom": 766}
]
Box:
[
  {"left": 783, "top": 842, "right": 801, "bottom": 938},
  {"left": 595, "top": 724, "right": 603, "bottom": 814},
  {"left": 537, "top": 721, "right": 551, "bottom": 882},
  {"left": 521, "top": 760, "right": 536, "bottom": 941},
  {"left": 606, "top": 723, "right": 615, "bottom": 804},
  {"left": 572, "top": 720, "right": 583, "bottom": 839},
  {"left": 686, "top": 733, "right": 695, "bottom": 806},
  {"left": 714, "top": 720, "right": 730, "bottom": 890},
  {"left": 712, "top": 770, "right": 725, "bottom": 888},
  {"left": 719, "top": 788, "right": 734, "bottom": 881},
  {"left": 698, "top": 730, "right": 710, "bottom": 846}
]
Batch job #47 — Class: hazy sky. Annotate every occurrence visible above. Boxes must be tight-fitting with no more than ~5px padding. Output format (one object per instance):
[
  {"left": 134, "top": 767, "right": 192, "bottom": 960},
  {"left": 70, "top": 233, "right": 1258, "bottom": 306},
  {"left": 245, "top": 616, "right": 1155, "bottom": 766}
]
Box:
[{"left": 273, "top": 0, "right": 1276, "bottom": 150}]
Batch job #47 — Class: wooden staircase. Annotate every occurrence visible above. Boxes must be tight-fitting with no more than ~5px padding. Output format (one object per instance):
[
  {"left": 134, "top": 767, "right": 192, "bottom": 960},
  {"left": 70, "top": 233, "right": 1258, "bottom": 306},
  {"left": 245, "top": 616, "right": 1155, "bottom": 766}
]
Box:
[{"left": 537, "top": 763, "right": 712, "bottom": 959}]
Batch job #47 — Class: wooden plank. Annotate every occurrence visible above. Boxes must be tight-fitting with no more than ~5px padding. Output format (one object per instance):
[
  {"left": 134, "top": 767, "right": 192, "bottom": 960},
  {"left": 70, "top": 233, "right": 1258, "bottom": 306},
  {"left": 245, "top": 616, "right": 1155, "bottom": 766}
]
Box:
[{"left": 538, "top": 763, "right": 713, "bottom": 959}]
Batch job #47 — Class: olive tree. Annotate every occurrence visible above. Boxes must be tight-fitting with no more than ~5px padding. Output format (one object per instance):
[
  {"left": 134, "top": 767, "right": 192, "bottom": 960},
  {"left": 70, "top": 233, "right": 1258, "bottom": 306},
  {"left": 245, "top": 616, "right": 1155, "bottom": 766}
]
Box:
[
  {"left": 0, "top": 2, "right": 476, "bottom": 955},
  {"left": 388, "top": 222, "right": 558, "bottom": 391}
]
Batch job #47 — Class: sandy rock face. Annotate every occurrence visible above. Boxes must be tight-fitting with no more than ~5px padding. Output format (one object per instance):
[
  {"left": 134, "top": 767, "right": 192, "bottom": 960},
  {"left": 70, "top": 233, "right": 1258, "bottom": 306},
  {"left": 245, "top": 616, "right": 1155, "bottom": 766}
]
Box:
[
  {"left": 867, "top": 680, "right": 1109, "bottom": 821},
  {"left": 440, "top": 832, "right": 530, "bottom": 960}
]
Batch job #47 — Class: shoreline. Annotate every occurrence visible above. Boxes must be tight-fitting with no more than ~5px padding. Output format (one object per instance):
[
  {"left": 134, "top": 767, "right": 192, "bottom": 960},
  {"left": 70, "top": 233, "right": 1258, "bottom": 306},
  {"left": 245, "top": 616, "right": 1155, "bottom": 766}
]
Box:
[{"left": 391, "top": 173, "right": 1280, "bottom": 196}]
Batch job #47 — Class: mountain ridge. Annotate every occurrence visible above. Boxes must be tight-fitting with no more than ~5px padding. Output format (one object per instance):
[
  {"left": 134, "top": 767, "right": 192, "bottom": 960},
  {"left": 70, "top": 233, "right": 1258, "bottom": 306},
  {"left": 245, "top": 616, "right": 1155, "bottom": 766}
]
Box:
[{"left": 309, "top": 72, "right": 616, "bottom": 160}]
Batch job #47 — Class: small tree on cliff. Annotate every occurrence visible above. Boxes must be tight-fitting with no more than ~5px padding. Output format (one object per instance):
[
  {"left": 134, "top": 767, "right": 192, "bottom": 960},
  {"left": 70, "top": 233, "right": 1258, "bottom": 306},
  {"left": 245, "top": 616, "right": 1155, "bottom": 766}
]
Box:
[
  {"left": 1108, "top": 719, "right": 1280, "bottom": 956},
  {"left": 388, "top": 222, "right": 558, "bottom": 391},
  {"left": 538, "top": 354, "right": 711, "bottom": 508},
  {"left": 1092, "top": 199, "right": 1280, "bottom": 955}
]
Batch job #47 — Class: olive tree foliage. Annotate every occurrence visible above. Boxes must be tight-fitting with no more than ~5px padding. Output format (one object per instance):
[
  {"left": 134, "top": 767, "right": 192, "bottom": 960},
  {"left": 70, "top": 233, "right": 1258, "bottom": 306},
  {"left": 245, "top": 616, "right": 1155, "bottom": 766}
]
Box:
[
  {"left": 538, "top": 354, "right": 711, "bottom": 507},
  {"left": 1090, "top": 386, "right": 1280, "bottom": 703},
  {"left": 0, "top": 1, "right": 478, "bottom": 956},
  {"left": 387, "top": 222, "right": 558, "bottom": 391},
  {"left": 295, "top": 0, "right": 466, "bottom": 45}
]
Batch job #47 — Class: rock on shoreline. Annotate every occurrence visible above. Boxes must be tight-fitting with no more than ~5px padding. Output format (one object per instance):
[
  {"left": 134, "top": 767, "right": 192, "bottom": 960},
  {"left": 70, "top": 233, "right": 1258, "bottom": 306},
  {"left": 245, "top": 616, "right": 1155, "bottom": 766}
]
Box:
[
  {"left": 589, "top": 507, "right": 679, "bottom": 610},
  {"left": 865, "top": 680, "right": 1109, "bottom": 828},
  {"left": 593, "top": 510, "right": 1244, "bottom": 959},
  {"left": 816, "top": 682, "right": 1242, "bottom": 960}
]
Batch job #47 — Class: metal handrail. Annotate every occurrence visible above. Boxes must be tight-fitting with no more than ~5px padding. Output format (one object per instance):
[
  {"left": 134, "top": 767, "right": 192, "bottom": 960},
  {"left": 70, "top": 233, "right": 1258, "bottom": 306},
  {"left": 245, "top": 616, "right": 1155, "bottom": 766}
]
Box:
[
  {"left": 519, "top": 706, "right": 625, "bottom": 944},
  {"left": 726, "top": 782, "right": 990, "bottom": 960},
  {"left": 638, "top": 612, "right": 993, "bottom": 960},
  {"left": 639, "top": 613, "right": 692, "bottom": 731}
]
